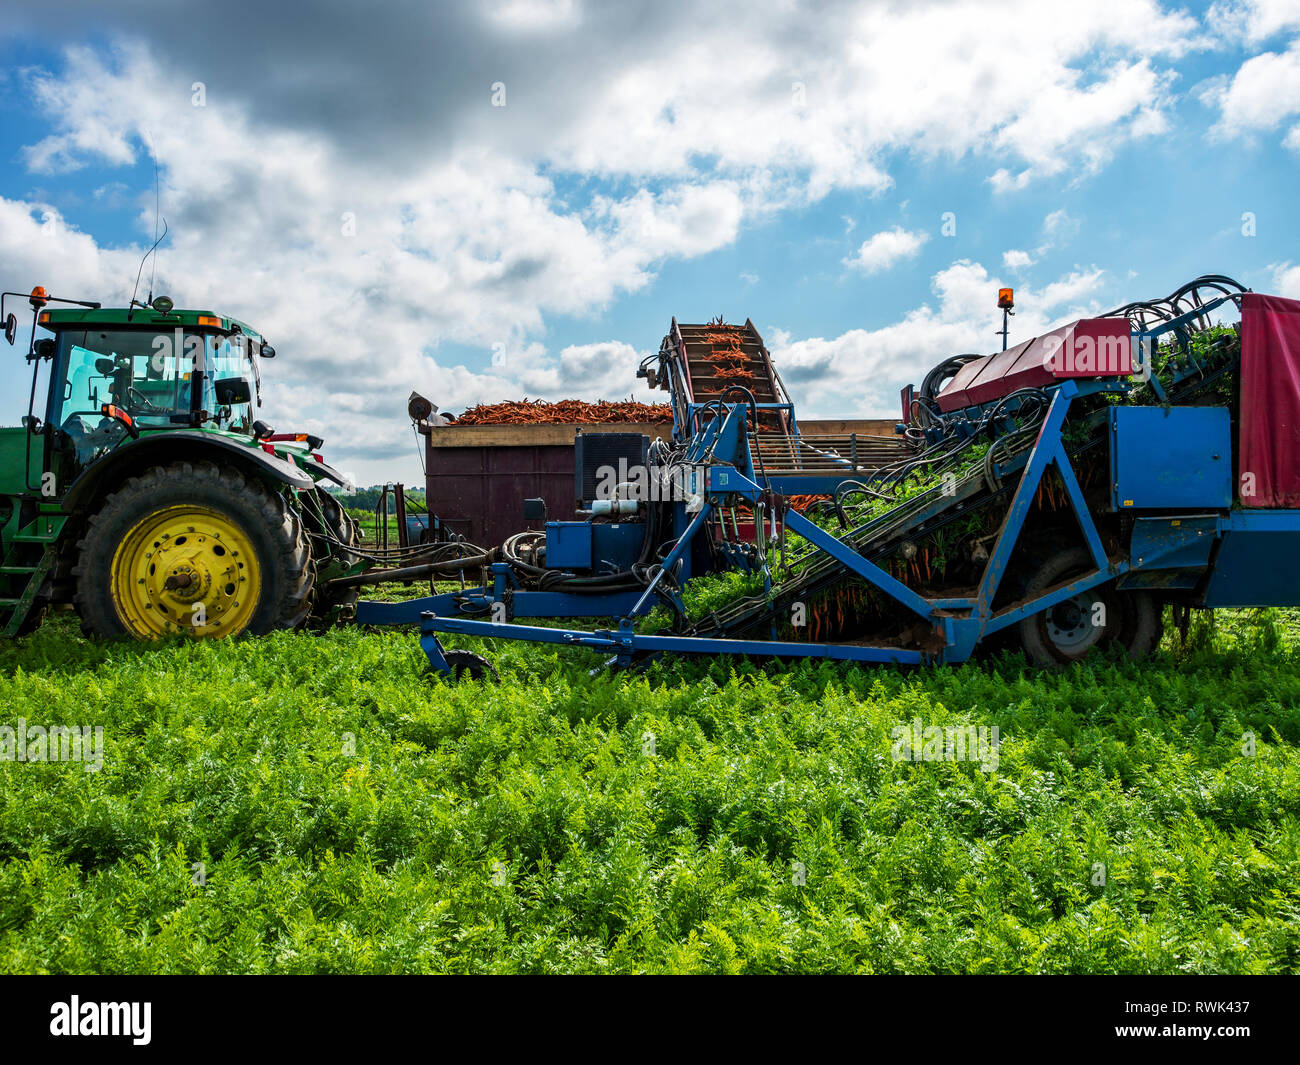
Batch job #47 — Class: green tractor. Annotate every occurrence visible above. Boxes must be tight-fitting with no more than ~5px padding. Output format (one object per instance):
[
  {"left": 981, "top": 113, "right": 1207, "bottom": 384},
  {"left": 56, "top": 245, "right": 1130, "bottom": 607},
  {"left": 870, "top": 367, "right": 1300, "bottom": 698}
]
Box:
[{"left": 0, "top": 285, "right": 361, "bottom": 640}]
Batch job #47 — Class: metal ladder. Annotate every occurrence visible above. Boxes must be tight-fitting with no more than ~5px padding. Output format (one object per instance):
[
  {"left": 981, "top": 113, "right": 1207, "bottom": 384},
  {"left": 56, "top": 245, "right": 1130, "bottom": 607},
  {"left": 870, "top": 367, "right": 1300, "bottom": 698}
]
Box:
[{"left": 0, "top": 526, "right": 58, "bottom": 637}]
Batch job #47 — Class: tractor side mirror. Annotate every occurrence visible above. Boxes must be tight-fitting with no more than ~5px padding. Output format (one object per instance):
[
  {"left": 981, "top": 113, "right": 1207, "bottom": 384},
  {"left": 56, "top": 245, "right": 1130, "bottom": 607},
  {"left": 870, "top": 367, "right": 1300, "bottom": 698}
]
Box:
[
  {"left": 95, "top": 358, "right": 116, "bottom": 376},
  {"left": 4, "top": 314, "right": 15, "bottom": 345},
  {"left": 33, "top": 338, "right": 55, "bottom": 360},
  {"left": 259, "top": 343, "right": 275, "bottom": 358},
  {"left": 213, "top": 377, "right": 252, "bottom": 406}
]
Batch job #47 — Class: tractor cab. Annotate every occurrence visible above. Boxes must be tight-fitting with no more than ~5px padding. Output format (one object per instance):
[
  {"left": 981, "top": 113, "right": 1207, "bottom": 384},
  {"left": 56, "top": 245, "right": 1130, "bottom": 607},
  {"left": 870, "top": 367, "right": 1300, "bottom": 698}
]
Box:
[
  {"left": 3, "top": 287, "right": 273, "bottom": 490},
  {"left": 46, "top": 319, "right": 267, "bottom": 480}
]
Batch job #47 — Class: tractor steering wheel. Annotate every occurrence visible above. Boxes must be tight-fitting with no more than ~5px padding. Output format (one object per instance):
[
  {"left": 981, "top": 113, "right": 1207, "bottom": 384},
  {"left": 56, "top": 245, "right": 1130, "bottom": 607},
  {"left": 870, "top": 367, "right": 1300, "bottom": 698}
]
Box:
[{"left": 127, "top": 386, "right": 165, "bottom": 414}]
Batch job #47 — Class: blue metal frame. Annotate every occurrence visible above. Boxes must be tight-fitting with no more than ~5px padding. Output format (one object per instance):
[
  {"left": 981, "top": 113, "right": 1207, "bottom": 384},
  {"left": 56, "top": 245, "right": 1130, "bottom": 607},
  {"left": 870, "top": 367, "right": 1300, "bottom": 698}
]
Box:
[
  {"left": 404, "top": 379, "right": 1135, "bottom": 674},
  {"left": 419, "top": 613, "right": 925, "bottom": 669}
]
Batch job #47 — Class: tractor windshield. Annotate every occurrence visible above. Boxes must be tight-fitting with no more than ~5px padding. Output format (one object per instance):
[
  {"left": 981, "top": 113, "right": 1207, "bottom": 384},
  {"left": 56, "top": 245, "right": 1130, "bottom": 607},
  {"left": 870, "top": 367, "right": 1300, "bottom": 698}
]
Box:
[
  {"left": 50, "top": 327, "right": 263, "bottom": 476},
  {"left": 52, "top": 329, "right": 193, "bottom": 454},
  {"left": 201, "top": 334, "right": 256, "bottom": 432}
]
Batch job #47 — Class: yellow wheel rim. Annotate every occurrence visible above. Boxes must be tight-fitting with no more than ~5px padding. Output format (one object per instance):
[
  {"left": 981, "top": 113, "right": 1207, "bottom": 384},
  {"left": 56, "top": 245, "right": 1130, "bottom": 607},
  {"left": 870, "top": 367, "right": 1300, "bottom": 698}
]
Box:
[{"left": 110, "top": 505, "right": 261, "bottom": 639}]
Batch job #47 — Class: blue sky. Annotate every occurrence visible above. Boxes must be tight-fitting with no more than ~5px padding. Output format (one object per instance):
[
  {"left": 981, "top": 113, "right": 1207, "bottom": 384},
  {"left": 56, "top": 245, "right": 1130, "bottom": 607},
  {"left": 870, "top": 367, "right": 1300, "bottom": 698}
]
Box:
[{"left": 1, "top": 0, "right": 1297, "bottom": 483}]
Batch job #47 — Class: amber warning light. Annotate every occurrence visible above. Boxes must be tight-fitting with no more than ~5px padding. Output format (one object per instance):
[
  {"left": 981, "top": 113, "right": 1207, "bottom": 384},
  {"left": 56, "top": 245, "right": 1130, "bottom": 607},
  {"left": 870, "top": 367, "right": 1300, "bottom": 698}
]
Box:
[{"left": 997, "top": 287, "right": 1015, "bottom": 310}]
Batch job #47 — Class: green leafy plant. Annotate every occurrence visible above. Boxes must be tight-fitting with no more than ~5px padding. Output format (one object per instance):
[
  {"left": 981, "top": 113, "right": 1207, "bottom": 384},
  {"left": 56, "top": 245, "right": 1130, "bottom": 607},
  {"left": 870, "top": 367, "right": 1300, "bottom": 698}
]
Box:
[{"left": 0, "top": 608, "right": 1297, "bottom": 974}]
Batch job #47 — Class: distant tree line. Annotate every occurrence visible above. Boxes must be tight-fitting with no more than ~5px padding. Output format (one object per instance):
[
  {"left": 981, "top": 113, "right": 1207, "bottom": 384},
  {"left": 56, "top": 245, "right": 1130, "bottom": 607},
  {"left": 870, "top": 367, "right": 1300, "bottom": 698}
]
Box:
[{"left": 327, "top": 485, "right": 428, "bottom": 513}]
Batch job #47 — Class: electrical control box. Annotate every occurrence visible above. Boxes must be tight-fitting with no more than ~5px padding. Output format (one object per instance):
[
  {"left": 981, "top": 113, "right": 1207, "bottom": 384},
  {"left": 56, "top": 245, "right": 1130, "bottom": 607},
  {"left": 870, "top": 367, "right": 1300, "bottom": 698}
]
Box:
[
  {"left": 545, "top": 521, "right": 592, "bottom": 569},
  {"left": 544, "top": 520, "right": 646, "bottom": 573},
  {"left": 1109, "top": 406, "right": 1232, "bottom": 510}
]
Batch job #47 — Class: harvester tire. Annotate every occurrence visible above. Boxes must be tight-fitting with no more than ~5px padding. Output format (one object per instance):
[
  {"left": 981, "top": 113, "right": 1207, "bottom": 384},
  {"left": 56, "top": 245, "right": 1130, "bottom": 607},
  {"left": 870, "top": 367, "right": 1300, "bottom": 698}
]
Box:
[
  {"left": 1018, "top": 548, "right": 1114, "bottom": 666},
  {"left": 1018, "top": 548, "right": 1162, "bottom": 665},
  {"left": 1113, "top": 589, "right": 1163, "bottom": 660},
  {"left": 73, "top": 460, "right": 314, "bottom": 640}
]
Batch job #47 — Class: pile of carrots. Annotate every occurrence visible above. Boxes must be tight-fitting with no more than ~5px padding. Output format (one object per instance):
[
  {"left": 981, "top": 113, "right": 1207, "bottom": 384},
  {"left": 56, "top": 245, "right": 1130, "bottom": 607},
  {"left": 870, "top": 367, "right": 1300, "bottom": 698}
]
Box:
[
  {"left": 785, "top": 494, "right": 833, "bottom": 513},
  {"left": 453, "top": 398, "right": 673, "bottom": 425},
  {"left": 702, "top": 326, "right": 752, "bottom": 384}
]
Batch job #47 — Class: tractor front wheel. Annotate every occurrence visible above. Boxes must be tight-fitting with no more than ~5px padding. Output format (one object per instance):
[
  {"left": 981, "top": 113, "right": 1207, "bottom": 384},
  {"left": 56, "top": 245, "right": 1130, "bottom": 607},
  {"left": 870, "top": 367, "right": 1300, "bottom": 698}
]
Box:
[{"left": 74, "top": 461, "right": 314, "bottom": 640}]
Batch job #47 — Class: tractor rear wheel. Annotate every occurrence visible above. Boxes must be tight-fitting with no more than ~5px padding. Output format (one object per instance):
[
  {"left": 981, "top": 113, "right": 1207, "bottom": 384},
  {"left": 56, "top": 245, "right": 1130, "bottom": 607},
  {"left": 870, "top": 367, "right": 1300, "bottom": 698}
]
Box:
[
  {"left": 73, "top": 461, "right": 314, "bottom": 640},
  {"left": 1017, "top": 548, "right": 1159, "bottom": 666}
]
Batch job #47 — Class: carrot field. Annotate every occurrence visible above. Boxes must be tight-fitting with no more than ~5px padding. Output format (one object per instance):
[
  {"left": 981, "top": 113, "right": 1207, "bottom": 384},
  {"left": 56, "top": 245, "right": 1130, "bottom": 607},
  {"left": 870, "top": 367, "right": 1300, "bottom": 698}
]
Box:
[{"left": 1, "top": 607, "right": 1298, "bottom": 974}]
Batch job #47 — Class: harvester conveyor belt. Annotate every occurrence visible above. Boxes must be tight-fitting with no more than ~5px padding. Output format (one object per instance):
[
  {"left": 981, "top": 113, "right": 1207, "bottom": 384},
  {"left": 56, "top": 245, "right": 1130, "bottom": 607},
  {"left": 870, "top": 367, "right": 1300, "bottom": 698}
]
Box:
[{"left": 686, "top": 430, "right": 1045, "bottom": 642}]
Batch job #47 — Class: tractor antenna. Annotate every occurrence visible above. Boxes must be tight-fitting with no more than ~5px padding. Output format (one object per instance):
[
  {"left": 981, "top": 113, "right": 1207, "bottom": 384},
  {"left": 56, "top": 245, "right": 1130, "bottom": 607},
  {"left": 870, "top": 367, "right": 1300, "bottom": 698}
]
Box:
[
  {"left": 127, "top": 132, "right": 167, "bottom": 320},
  {"left": 148, "top": 142, "right": 161, "bottom": 304},
  {"left": 127, "top": 218, "right": 168, "bottom": 321}
]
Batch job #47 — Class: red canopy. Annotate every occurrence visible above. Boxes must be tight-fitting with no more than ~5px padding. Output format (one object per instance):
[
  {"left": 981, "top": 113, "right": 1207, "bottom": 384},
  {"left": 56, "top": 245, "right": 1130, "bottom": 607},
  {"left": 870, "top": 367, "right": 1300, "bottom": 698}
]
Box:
[
  {"left": 936, "top": 318, "right": 1131, "bottom": 413},
  {"left": 1239, "top": 293, "right": 1300, "bottom": 508}
]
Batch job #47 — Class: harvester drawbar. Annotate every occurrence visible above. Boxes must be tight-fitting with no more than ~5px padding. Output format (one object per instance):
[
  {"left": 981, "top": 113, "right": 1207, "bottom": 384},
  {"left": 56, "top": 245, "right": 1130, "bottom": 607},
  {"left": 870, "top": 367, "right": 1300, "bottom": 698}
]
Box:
[{"left": 353, "top": 275, "right": 1300, "bottom": 678}]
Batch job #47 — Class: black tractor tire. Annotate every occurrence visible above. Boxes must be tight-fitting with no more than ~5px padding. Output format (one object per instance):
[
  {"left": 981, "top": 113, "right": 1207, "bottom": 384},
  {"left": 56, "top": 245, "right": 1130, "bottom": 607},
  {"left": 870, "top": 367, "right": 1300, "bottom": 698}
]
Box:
[
  {"left": 305, "top": 489, "right": 361, "bottom": 625},
  {"left": 439, "top": 649, "right": 499, "bottom": 682},
  {"left": 73, "top": 460, "right": 314, "bottom": 640},
  {"left": 1112, "top": 587, "right": 1163, "bottom": 659},
  {"left": 1017, "top": 547, "right": 1160, "bottom": 666}
]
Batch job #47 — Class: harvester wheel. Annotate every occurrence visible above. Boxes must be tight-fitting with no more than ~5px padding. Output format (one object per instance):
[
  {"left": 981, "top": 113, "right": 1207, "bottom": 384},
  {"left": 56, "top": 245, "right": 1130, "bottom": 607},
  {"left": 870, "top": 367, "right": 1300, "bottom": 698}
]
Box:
[
  {"left": 1018, "top": 548, "right": 1163, "bottom": 665},
  {"left": 1112, "top": 589, "right": 1163, "bottom": 659},
  {"left": 440, "top": 649, "right": 499, "bottom": 682},
  {"left": 1017, "top": 548, "right": 1115, "bottom": 666},
  {"left": 73, "top": 461, "right": 314, "bottom": 640}
]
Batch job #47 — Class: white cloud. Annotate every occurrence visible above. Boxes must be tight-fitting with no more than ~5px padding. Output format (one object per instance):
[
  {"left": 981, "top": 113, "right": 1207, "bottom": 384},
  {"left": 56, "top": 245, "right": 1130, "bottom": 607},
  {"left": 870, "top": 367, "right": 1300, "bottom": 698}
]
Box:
[
  {"left": 1037, "top": 268, "right": 1107, "bottom": 308},
  {"left": 988, "top": 59, "right": 1180, "bottom": 189},
  {"left": 593, "top": 182, "right": 744, "bottom": 260},
  {"left": 770, "top": 260, "right": 1108, "bottom": 418},
  {"left": 514, "top": 340, "right": 652, "bottom": 399},
  {"left": 1206, "top": 0, "right": 1300, "bottom": 44},
  {"left": 844, "top": 227, "right": 928, "bottom": 274},
  {"left": 1003, "top": 249, "right": 1034, "bottom": 269},
  {"left": 1273, "top": 261, "right": 1300, "bottom": 297},
  {"left": 1203, "top": 38, "right": 1300, "bottom": 148},
  {"left": 1042, "top": 209, "right": 1081, "bottom": 245}
]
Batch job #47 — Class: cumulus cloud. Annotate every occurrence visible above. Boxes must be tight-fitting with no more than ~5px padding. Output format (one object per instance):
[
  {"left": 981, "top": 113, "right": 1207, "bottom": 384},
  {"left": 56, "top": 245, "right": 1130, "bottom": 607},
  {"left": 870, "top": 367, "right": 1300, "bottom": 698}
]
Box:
[
  {"left": 514, "top": 340, "right": 654, "bottom": 399},
  {"left": 1203, "top": 38, "right": 1300, "bottom": 149},
  {"left": 844, "top": 227, "right": 928, "bottom": 274},
  {"left": 1206, "top": 0, "right": 1300, "bottom": 44},
  {"left": 770, "top": 260, "right": 1108, "bottom": 418},
  {"left": 0, "top": 0, "right": 1244, "bottom": 479},
  {"left": 1273, "top": 261, "right": 1300, "bottom": 297}
]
